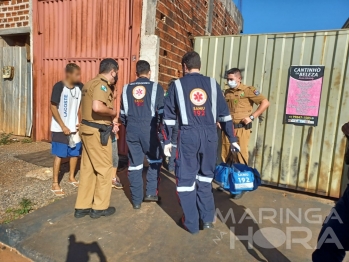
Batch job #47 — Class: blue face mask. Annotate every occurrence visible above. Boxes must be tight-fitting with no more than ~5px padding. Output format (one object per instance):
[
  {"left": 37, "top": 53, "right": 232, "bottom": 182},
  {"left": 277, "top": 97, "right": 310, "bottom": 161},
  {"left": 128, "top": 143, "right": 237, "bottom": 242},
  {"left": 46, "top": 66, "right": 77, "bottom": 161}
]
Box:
[{"left": 228, "top": 80, "right": 238, "bottom": 88}]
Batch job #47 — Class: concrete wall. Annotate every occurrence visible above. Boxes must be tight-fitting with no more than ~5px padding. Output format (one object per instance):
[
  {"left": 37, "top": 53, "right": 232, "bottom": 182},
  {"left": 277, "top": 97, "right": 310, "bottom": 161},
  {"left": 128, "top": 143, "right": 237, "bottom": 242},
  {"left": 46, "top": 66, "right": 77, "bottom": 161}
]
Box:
[
  {"left": 140, "top": 0, "right": 243, "bottom": 87},
  {"left": 140, "top": 0, "right": 160, "bottom": 82}
]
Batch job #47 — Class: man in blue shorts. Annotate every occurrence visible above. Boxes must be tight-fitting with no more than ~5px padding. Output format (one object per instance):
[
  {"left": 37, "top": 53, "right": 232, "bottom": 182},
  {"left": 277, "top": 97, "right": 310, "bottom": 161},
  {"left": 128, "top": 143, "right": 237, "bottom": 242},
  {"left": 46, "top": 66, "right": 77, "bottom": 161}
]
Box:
[{"left": 50, "top": 63, "right": 83, "bottom": 196}]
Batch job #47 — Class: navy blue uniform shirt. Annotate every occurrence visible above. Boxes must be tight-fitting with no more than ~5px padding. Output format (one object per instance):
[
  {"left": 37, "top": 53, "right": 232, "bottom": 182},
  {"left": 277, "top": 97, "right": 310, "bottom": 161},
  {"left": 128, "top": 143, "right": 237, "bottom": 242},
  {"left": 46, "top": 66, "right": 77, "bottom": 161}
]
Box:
[
  {"left": 120, "top": 77, "right": 164, "bottom": 126},
  {"left": 163, "top": 73, "right": 236, "bottom": 144}
]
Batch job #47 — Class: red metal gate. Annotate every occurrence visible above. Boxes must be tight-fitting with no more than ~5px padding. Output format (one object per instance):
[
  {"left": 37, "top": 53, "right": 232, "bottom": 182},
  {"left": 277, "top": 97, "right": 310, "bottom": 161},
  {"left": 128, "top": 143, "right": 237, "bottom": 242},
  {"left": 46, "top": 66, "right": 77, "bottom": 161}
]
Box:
[{"left": 32, "top": 0, "right": 142, "bottom": 154}]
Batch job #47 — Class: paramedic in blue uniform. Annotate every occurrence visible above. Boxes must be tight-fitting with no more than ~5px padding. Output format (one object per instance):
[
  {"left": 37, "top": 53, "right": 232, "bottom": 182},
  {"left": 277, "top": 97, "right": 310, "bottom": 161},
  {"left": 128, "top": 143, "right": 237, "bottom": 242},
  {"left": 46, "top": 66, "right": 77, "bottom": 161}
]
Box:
[
  {"left": 162, "top": 51, "right": 240, "bottom": 234},
  {"left": 165, "top": 78, "right": 179, "bottom": 173},
  {"left": 167, "top": 120, "right": 179, "bottom": 172},
  {"left": 120, "top": 60, "right": 164, "bottom": 209}
]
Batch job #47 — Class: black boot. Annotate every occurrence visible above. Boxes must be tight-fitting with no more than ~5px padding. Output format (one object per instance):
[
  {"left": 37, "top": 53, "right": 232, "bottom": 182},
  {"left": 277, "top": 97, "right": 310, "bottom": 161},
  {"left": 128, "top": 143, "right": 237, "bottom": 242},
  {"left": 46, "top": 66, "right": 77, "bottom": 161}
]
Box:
[
  {"left": 202, "top": 222, "right": 214, "bottom": 229},
  {"left": 74, "top": 208, "right": 91, "bottom": 218},
  {"left": 144, "top": 195, "right": 159, "bottom": 202},
  {"left": 90, "top": 207, "right": 116, "bottom": 219},
  {"left": 231, "top": 191, "right": 246, "bottom": 200},
  {"left": 133, "top": 203, "right": 141, "bottom": 209}
]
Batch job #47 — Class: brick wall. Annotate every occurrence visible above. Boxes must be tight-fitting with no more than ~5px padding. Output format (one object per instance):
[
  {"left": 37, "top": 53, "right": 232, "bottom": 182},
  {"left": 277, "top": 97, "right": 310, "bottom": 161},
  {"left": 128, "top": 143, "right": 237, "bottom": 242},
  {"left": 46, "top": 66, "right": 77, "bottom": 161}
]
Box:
[
  {"left": 211, "top": 0, "right": 239, "bottom": 35},
  {"left": 155, "top": 0, "right": 241, "bottom": 88},
  {"left": 0, "top": 0, "right": 30, "bottom": 29}
]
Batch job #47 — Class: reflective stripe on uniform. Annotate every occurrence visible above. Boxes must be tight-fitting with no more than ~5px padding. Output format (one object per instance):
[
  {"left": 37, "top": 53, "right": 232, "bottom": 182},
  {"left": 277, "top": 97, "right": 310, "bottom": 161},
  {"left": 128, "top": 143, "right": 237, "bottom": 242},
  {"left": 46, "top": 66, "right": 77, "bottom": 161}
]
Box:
[
  {"left": 164, "top": 119, "right": 176, "bottom": 126},
  {"left": 177, "top": 182, "right": 196, "bottom": 192},
  {"left": 196, "top": 175, "right": 213, "bottom": 183},
  {"left": 174, "top": 79, "right": 189, "bottom": 125},
  {"left": 151, "top": 82, "right": 158, "bottom": 117},
  {"left": 147, "top": 159, "right": 163, "bottom": 164},
  {"left": 120, "top": 110, "right": 125, "bottom": 115},
  {"left": 128, "top": 164, "right": 143, "bottom": 171},
  {"left": 172, "top": 144, "right": 177, "bottom": 148},
  {"left": 210, "top": 77, "right": 217, "bottom": 123},
  {"left": 218, "top": 115, "right": 232, "bottom": 122},
  {"left": 122, "top": 84, "right": 129, "bottom": 116}
]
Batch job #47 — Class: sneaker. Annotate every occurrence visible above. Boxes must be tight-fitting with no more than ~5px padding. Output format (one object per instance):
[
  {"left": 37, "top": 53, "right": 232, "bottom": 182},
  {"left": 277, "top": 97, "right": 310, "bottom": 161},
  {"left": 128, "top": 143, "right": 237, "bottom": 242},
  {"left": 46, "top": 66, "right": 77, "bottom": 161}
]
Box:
[{"left": 112, "top": 178, "right": 123, "bottom": 189}]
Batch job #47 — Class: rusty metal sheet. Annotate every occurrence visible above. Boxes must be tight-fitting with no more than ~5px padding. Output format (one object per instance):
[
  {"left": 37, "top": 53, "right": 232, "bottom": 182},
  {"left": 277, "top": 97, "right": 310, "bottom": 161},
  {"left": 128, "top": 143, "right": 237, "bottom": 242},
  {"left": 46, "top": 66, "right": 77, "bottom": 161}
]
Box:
[
  {"left": 0, "top": 46, "right": 30, "bottom": 136},
  {"left": 33, "top": 0, "right": 142, "bottom": 155},
  {"left": 195, "top": 30, "right": 349, "bottom": 197}
]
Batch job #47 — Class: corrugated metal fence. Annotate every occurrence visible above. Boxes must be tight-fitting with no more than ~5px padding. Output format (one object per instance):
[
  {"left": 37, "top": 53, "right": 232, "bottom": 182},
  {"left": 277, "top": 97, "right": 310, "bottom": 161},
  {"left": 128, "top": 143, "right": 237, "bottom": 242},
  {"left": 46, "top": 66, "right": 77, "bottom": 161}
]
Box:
[
  {"left": 0, "top": 45, "right": 32, "bottom": 136},
  {"left": 195, "top": 30, "right": 349, "bottom": 198}
]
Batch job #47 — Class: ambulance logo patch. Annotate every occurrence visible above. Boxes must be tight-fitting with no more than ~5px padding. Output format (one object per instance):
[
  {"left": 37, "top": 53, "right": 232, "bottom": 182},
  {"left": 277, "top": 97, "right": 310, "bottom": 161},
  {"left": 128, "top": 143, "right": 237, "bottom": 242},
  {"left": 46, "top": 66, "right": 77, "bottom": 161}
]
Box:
[
  {"left": 190, "top": 88, "right": 207, "bottom": 106},
  {"left": 132, "top": 86, "right": 146, "bottom": 99},
  {"left": 101, "top": 85, "right": 107, "bottom": 92}
]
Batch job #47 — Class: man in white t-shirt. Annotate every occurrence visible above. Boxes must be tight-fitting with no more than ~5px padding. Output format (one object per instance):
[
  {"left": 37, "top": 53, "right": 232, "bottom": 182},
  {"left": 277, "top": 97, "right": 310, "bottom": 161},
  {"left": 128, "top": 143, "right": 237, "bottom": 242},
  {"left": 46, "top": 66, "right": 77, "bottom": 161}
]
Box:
[{"left": 50, "top": 63, "right": 83, "bottom": 196}]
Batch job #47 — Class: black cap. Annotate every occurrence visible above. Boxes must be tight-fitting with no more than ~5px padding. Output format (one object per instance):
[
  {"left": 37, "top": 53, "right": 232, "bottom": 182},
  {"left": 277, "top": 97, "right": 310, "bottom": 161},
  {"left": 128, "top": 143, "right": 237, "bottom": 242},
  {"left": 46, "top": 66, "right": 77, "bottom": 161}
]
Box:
[{"left": 100, "top": 58, "right": 119, "bottom": 69}]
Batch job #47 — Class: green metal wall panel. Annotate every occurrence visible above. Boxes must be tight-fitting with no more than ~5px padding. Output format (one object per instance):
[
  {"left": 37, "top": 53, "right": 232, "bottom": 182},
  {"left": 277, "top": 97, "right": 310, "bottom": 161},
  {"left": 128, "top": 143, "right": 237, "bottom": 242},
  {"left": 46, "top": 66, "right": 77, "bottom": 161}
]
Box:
[{"left": 194, "top": 30, "right": 349, "bottom": 198}]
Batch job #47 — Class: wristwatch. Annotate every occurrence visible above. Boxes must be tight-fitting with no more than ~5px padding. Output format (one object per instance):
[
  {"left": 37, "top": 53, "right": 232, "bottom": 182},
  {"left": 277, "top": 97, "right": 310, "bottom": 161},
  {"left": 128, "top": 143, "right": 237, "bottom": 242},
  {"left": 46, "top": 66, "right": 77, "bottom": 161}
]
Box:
[{"left": 249, "top": 115, "right": 255, "bottom": 121}]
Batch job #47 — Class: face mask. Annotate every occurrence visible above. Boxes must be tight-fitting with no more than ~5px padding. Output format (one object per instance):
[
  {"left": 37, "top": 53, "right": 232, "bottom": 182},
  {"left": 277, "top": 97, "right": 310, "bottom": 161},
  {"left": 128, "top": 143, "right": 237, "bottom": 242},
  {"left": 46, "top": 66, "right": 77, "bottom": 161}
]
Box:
[
  {"left": 112, "top": 72, "right": 118, "bottom": 84},
  {"left": 228, "top": 80, "right": 238, "bottom": 88}
]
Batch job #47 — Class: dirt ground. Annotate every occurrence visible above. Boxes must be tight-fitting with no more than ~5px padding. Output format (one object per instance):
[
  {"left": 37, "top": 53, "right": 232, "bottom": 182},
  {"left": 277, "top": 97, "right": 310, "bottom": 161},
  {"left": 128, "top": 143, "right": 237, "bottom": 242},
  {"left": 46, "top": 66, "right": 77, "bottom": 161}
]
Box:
[
  {"left": 0, "top": 242, "right": 31, "bottom": 262},
  {"left": 0, "top": 142, "right": 79, "bottom": 224}
]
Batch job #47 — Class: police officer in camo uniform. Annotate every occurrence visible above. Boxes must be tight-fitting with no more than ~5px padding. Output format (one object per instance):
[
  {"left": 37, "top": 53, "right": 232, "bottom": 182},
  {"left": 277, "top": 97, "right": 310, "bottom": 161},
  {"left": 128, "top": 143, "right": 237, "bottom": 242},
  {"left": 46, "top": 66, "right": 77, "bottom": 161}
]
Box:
[{"left": 221, "top": 68, "right": 269, "bottom": 199}]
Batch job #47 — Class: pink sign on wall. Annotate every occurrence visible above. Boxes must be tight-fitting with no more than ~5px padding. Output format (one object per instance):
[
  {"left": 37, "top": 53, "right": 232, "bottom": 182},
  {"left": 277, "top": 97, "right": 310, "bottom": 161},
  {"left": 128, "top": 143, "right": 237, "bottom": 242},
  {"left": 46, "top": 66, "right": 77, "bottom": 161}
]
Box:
[{"left": 285, "top": 66, "right": 325, "bottom": 126}]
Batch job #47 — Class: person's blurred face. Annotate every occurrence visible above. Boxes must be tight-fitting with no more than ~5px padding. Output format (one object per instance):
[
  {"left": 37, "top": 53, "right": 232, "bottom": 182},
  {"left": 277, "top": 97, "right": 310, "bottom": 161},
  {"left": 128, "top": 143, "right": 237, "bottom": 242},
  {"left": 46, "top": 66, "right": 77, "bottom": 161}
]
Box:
[{"left": 67, "top": 69, "right": 81, "bottom": 84}]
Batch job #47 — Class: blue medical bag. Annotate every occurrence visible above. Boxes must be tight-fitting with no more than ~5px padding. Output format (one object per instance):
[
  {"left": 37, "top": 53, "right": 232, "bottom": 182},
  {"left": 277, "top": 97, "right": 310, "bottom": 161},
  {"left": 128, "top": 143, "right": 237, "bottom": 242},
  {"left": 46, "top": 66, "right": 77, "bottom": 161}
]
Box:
[
  {"left": 214, "top": 163, "right": 231, "bottom": 190},
  {"left": 229, "top": 163, "right": 261, "bottom": 194},
  {"left": 214, "top": 152, "right": 261, "bottom": 194}
]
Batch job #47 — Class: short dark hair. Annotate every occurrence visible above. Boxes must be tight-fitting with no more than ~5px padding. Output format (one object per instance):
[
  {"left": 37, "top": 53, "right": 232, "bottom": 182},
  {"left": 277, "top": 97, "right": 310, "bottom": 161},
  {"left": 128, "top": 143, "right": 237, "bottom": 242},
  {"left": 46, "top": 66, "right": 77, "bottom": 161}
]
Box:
[
  {"left": 99, "top": 58, "right": 119, "bottom": 74},
  {"left": 182, "top": 51, "right": 201, "bottom": 70},
  {"left": 65, "top": 63, "right": 80, "bottom": 73},
  {"left": 169, "top": 78, "right": 177, "bottom": 85},
  {"left": 136, "top": 60, "right": 151, "bottom": 75},
  {"left": 226, "top": 68, "right": 241, "bottom": 77}
]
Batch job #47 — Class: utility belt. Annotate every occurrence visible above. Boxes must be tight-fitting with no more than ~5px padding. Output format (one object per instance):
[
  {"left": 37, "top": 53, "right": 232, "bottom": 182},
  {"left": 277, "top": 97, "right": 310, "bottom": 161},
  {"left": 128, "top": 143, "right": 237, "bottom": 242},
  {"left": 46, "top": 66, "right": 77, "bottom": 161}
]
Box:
[
  {"left": 234, "top": 122, "right": 252, "bottom": 130},
  {"left": 81, "top": 120, "right": 112, "bottom": 146}
]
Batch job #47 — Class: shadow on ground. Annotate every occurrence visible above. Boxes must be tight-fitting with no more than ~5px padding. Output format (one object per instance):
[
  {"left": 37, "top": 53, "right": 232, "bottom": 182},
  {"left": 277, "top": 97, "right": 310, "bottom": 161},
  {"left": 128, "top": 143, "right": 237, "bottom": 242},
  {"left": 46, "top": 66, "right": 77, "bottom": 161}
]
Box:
[
  {"left": 0, "top": 168, "right": 334, "bottom": 262},
  {"left": 15, "top": 149, "right": 53, "bottom": 168},
  {"left": 66, "top": 235, "right": 106, "bottom": 262}
]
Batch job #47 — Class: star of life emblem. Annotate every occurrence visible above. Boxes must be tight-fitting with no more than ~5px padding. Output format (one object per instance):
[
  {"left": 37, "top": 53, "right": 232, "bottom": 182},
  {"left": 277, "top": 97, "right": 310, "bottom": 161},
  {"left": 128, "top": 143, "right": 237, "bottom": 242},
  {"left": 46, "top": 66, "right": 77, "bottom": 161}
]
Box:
[
  {"left": 190, "top": 88, "right": 207, "bottom": 106},
  {"left": 132, "top": 86, "right": 146, "bottom": 99}
]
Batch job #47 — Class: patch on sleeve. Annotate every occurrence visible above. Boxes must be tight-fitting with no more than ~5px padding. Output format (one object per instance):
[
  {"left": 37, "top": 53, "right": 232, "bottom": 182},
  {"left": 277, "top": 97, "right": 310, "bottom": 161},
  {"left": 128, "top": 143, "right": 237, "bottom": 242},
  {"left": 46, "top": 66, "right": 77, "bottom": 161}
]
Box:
[
  {"left": 101, "top": 85, "right": 107, "bottom": 92},
  {"left": 254, "top": 90, "right": 260, "bottom": 96}
]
